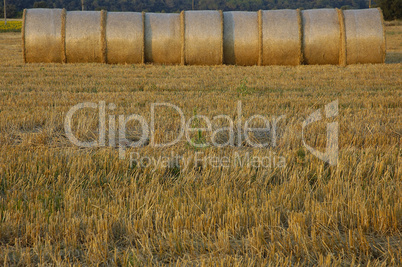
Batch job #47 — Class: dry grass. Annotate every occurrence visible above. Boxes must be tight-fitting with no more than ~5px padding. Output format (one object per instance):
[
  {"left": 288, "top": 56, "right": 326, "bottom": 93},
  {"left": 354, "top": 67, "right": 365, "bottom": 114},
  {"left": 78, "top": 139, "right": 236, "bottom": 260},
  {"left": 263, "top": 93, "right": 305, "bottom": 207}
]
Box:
[{"left": 0, "top": 24, "right": 401, "bottom": 265}]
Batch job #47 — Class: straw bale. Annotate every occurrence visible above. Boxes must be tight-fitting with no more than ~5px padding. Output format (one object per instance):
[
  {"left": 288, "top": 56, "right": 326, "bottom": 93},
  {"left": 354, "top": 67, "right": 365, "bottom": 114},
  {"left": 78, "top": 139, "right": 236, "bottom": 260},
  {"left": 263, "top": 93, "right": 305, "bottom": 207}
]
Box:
[
  {"left": 302, "top": 9, "right": 340, "bottom": 65},
  {"left": 22, "top": 8, "right": 386, "bottom": 66},
  {"left": 223, "top": 11, "right": 259, "bottom": 66},
  {"left": 261, "top": 9, "right": 301, "bottom": 66},
  {"left": 183, "top": 11, "right": 223, "bottom": 65},
  {"left": 343, "top": 8, "right": 385, "bottom": 64},
  {"left": 106, "top": 12, "right": 144, "bottom": 64},
  {"left": 24, "top": 8, "right": 63, "bottom": 63},
  {"left": 65, "top": 11, "right": 102, "bottom": 63},
  {"left": 145, "top": 13, "right": 181, "bottom": 64}
]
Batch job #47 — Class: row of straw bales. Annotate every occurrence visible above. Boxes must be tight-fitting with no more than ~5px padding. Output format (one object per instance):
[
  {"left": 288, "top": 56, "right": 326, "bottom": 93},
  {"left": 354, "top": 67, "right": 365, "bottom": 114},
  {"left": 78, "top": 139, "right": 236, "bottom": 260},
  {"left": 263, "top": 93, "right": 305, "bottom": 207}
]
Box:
[{"left": 22, "top": 8, "right": 386, "bottom": 65}]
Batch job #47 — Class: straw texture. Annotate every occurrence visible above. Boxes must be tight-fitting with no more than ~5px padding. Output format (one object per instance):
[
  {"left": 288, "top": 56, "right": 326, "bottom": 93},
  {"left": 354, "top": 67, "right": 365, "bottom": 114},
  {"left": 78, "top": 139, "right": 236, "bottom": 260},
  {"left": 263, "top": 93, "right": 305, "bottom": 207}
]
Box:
[
  {"left": 223, "top": 11, "right": 259, "bottom": 66},
  {"left": 297, "top": 9, "right": 304, "bottom": 65},
  {"left": 145, "top": 13, "right": 181, "bottom": 64},
  {"left": 66, "top": 11, "right": 102, "bottom": 63},
  {"left": 180, "top": 11, "right": 185, "bottom": 65},
  {"left": 257, "top": 10, "right": 262, "bottom": 66},
  {"left": 184, "top": 11, "right": 223, "bottom": 65},
  {"left": 302, "top": 9, "right": 340, "bottom": 65},
  {"left": 343, "top": 8, "right": 385, "bottom": 64},
  {"left": 338, "top": 9, "right": 347, "bottom": 66},
  {"left": 24, "top": 8, "right": 63, "bottom": 63},
  {"left": 106, "top": 12, "right": 144, "bottom": 64},
  {"left": 101, "top": 10, "right": 107, "bottom": 64},
  {"left": 261, "top": 10, "right": 301, "bottom": 66},
  {"left": 61, "top": 9, "right": 66, "bottom": 63},
  {"left": 22, "top": 8, "right": 386, "bottom": 66}
]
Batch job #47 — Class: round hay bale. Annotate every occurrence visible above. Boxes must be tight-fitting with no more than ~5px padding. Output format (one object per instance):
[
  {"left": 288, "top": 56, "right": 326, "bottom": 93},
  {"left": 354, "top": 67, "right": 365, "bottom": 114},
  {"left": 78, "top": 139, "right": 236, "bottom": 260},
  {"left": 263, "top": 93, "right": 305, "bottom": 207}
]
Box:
[
  {"left": 343, "top": 8, "right": 385, "bottom": 65},
  {"left": 261, "top": 9, "right": 301, "bottom": 66},
  {"left": 223, "top": 11, "right": 259, "bottom": 66},
  {"left": 106, "top": 12, "right": 144, "bottom": 64},
  {"left": 22, "top": 8, "right": 386, "bottom": 66},
  {"left": 65, "top": 11, "right": 102, "bottom": 63},
  {"left": 302, "top": 9, "right": 340, "bottom": 65},
  {"left": 145, "top": 13, "right": 181, "bottom": 64},
  {"left": 23, "top": 8, "right": 63, "bottom": 63},
  {"left": 183, "top": 11, "right": 223, "bottom": 65}
]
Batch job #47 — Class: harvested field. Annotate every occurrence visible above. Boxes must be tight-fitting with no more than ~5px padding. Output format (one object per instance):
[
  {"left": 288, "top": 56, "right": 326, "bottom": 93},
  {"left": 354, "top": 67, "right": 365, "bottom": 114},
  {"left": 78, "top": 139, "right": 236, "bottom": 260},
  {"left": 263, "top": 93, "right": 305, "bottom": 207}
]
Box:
[{"left": 0, "top": 22, "right": 401, "bottom": 265}]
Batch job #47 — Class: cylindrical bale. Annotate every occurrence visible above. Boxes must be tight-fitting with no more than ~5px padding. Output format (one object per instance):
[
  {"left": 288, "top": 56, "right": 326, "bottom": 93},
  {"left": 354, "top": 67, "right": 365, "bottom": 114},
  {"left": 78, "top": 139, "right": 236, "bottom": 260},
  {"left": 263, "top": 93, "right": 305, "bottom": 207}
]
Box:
[
  {"left": 261, "top": 10, "right": 301, "bottom": 66},
  {"left": 223, "top": 11, "right": 259, "bottom": 66},
  {"left": 343, "top": 8, "right": 385, "bottom": 64},
  {"left": 23, "top": 8, "right": 63, "bottom": 63},
  {"left": 302, "top": 9, "right": 340, "bottom": 65},
  {"left": 106, "top": 12, "right": 144, "bottom": 64},
  {"left": 145, "top": 13, "right": 181, "bottom": 64},
  {"left": 183, "top": 11, "right": 223, "bottom": 65},
  {"left": 66, "top": 11, "right": 102, "bottom": 63}
]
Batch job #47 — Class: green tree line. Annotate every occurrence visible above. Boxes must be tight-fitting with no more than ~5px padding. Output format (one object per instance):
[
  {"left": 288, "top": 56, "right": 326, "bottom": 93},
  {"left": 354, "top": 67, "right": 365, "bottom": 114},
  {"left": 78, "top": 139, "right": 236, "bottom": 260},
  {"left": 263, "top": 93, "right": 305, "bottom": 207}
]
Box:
[{"left": 1, "top": 0, "right": 401, "bottom": 20}]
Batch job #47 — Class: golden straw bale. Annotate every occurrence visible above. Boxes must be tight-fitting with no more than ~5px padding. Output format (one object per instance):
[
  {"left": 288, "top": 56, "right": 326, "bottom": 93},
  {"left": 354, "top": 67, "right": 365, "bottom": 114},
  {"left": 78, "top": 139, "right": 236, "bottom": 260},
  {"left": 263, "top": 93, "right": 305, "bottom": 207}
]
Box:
[
  {"left": 343, "top": 8, "right": 386, "bottom": 64},
  {"left": 23, "top": 8, "right": 63, "bottom": 63},
  {"left": 302, "top": 9, "right": 341, "bottom": 65},
  {"left": 261, "top": 9, "right": 301, "bottom": 66},
  {"left": 106, "top": 12, "right": 144, "bottom": 64},
  {"left": 183, "top": 11, "right": 223, "bottom": 65},
  {"left": 145, "top": 13, "right": 181, "bottom": 64},
  {"left": 22, "top": 8, "right": 386, "bottom": 66},
  {"left": 223, "top": 11, "right": 259, "bottom": 66},
  {"left": 65, "top": 11, "right": 102, "bottom": 63}
]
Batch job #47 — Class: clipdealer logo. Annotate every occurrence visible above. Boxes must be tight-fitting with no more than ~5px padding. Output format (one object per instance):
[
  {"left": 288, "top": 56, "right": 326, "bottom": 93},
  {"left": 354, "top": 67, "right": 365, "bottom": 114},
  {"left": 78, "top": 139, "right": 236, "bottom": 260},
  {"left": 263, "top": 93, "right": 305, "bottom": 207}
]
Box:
[
  {"left": 64, "top": 100, "right": 338, "bottom": 166},
  {"left": 302, "top": 100, "right": 339, "bottom": 166}
]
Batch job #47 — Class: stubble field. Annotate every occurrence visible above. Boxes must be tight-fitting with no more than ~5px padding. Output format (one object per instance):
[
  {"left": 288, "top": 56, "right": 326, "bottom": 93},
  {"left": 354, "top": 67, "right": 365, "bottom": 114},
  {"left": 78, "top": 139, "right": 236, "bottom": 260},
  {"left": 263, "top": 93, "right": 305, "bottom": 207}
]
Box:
[{"left": 0, "top": 22, "right": 401, "bottom": 265}]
